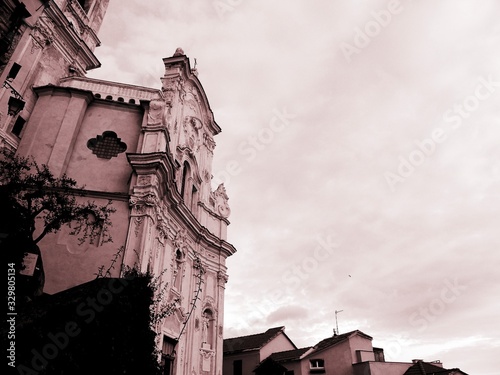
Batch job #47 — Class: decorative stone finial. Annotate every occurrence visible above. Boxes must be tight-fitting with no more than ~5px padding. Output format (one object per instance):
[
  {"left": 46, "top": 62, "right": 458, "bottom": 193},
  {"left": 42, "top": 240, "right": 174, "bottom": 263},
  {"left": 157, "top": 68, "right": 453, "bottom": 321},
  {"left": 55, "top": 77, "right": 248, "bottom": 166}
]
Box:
[
  {"left": 174, "top": 47, "right": 185, "bottom": 56},
  {"left": 192, "top": 58, "right": 198, "bottom": 76},
  {"left": 211, "top": 183, "right": 231, "bottom": 218}
]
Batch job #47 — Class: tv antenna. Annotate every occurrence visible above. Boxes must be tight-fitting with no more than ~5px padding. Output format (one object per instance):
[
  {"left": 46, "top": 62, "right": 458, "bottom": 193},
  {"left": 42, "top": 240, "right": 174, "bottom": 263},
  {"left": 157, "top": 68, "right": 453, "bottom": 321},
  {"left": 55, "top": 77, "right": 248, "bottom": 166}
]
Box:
[{"left": 334, "top": 310, "right": 343, "bottom": 335}]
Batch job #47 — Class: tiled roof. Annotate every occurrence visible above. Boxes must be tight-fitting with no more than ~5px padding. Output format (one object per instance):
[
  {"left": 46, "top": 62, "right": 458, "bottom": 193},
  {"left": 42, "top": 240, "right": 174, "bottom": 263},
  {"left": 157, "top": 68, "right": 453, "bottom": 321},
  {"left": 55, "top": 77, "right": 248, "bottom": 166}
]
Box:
[
  {"left": 310, "top": 330, "right": 373, "bottom": 353},
  {"left": 268, "top": 347, "right": 312, "bottom": 362},
  {"left": 224, "top": 327, "right": 287, "bottom": 354},
  {"left": 404, "top": 361, "right": 469, "bottom": 375}
]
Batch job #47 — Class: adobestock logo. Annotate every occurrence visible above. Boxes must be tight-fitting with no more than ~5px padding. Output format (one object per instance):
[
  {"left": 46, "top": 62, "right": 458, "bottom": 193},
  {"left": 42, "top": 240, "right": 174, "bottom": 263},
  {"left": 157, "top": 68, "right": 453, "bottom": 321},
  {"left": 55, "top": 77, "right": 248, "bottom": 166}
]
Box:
[
  {"left": 442, "top": 75, "right": 500, "bottom": 130},
  {"left": 241, "top": 230, "right": 339, "bottom": 328},
  {"left": 213, "top": 0, "right": 244, "bottom": 20},
  {"left": 408, "top": 277, "right": 467, "bottom": 332},
  {"left": 280, "top": 233, "right": 339, "bottom": 289},
  {"left": 369, "top": 277, "right": 467, "bottom": 362},
  {"left": 340, "top": 0, "right": 404, "bottom": 63},
  {"left": 384, "top": 74, "right": 500, "bottom": 192},
  {"left": 212, "top": 107, "right": 296, "bottom": 187}
]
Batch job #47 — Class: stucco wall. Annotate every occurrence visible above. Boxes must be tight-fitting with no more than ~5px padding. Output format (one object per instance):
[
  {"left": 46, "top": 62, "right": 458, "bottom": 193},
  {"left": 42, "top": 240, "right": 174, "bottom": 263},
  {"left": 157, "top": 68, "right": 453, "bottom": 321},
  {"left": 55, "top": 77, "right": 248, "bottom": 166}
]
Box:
[
  {"left": 19, "top": 87, "right": 144, "bottom": 294},
  {"left": 284, "top": 360, "right": 302, "bottom": 375},
  {"left": 40, "top": 197, "right": 130, "bottom": 294},
  {"left": 261, "top": 333, "right": 296, "bottom": 361},
  {"left": 64, "top": 101, "right": 141, "bottom": 191},
  {"left": 223, "top": 351, "right": 260, "bottom": 375},
  {"left": 348, "top": 335, "right": 374, "bottom": 364},
  {"left": 353, "top": 361, "right": 412, "bottom": 375},
  {"left": 324, "top": 340, "right": 354, "bottom": 375}
]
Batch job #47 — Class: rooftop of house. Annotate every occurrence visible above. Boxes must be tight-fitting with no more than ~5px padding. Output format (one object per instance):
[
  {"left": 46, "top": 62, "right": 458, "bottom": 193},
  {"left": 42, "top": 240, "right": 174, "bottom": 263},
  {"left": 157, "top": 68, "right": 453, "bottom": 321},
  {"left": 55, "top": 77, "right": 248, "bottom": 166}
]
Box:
[
  {"left": 224, "top": 327, "right": 296, "bottom": 354},
  {"left": 311, "top": 330, "right": 373, "bottom": 353},
  {"left": 268, "top": 347, "right": 313, "bottom": 363},
  {"left": 404, "top": 360, "right": 469, "bottom": 375}
]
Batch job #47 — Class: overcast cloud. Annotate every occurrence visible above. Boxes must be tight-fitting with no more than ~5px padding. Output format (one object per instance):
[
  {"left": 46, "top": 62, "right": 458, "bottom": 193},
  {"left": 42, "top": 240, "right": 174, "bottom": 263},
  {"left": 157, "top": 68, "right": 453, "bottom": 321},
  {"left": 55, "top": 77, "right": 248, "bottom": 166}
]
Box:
[{"left": 88, "top": 1, "right": 500, "bottom": 374}]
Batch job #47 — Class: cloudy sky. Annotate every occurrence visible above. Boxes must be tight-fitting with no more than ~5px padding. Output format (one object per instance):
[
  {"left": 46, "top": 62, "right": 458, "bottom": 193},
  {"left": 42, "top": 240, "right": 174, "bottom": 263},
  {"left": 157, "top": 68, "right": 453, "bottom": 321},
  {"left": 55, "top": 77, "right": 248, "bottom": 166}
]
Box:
[{"left": 87, "top": 1, "right": 499, "bottom": 374}]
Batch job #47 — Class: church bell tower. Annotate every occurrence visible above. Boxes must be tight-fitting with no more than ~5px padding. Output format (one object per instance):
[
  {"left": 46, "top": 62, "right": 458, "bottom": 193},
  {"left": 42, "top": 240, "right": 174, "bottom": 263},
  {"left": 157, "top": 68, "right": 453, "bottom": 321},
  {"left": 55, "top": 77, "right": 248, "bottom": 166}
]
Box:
[{"left": 0, "top": 0, "right": 110, "bottom": 150}]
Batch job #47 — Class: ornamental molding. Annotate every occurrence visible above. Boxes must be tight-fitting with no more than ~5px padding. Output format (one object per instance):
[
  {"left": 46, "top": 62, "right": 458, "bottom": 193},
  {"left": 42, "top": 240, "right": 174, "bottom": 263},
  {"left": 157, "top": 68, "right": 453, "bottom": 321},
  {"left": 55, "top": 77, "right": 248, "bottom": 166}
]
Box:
[
  {"left": 202, "top": 297, "right": 216, "bottom": 313},
  {"left": 66, "top": 0, "right": 90, "bottom": 27},
  {"left": 161, "top": 76, "right": 185, "bottom": 104},
  {"left": 129, "top": 192, "right": 159, "bottom": 237},
  {"left": 218, "top": 325, "right": 223, "bottom": 338},
  {"left": 30, "top": 18, "right": 54, "bottom": 53},
  {"left": 203, "top": 132, "right": 216, "bottom": 153},
  {"left": 173, "top": 227, "right": 189, "bottom": 250},
  {"left": 130, "top": 192, "right": 159, "bottom": 208},
  {"left": 64, "top": 11, "right": 83, "bottom": 36},
  {"left": 217, "top": 271, "right": 229, "bottom": 285},
  {"left": 209, "top": 183, "right": 231, "bottom": 218},
  {"left": 193, "top": 253, "right": 206, "bottom": 274},
  {"left": 183, "top": 116, "right": 203, "bottom": 152},
  {"left": 186, "top": 82, "right": 202, "bottom": 105},
  {"left": 156, "top": 216, "right": 170, "bottom": 243},
  {"left": 137, "top": 175, "right": 154, "bottom": 186},
  {"left": 199, "top": 347, "right": 215, "bottom": 359},
  {"left": 202, "top": 169, "right": 211, "bottom": 183},
  {"left": 28, "top": 5, "right": 100, "bottom": 72}
]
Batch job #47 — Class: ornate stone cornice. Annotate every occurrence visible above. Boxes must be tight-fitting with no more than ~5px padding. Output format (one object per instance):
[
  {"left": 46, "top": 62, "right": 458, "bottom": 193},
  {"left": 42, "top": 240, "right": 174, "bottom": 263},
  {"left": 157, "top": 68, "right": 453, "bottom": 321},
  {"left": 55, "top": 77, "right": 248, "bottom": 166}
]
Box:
[
  {"left": 127, "top": 152, "right": 236, "bottom": 258},
  {"left": 38, "top": 3, "right": 101, "bottom": 72},
  {"left": 129, "top": 192, "right": 159, "bottom": 236},
  {"left": 162, "top": 53, "right": 221, "bottom": 135},
  {"left": 30, "top": 18, "right": 54, "bottom": 53},
  {"left": 217, "top": 271, "right": 229, "bottom": 286}
]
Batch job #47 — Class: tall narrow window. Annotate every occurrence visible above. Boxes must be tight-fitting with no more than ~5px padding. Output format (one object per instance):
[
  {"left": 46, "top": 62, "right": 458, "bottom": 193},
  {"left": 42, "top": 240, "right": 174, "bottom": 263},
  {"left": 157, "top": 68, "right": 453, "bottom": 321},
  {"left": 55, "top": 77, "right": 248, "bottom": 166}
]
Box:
[
  {"left": 191, "top": 185, "right": 198, "bottom": 212},
  {"left": 161, "top": 336, "right": 177, "bottom": 375},
  {"left": 11, "top": 116, "right": 26, "bottom": 137},
  {"left": 180, "top": 161, "right": 190, "bottom": 201},
  {"left": 233, "top": 360, "right": 242, "bottom": 375}
]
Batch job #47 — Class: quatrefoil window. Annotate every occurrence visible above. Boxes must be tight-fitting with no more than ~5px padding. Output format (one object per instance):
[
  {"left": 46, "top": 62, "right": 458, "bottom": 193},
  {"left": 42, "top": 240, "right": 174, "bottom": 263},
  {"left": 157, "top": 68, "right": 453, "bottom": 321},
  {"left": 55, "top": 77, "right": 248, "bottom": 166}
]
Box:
[{"left": 87, "top": 131, "right": 127, "bottom": 159}]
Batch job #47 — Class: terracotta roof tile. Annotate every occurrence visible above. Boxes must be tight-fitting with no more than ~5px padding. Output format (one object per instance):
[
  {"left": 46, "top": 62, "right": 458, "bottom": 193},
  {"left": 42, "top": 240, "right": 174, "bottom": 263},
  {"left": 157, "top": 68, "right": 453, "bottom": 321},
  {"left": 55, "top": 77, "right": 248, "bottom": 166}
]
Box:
[
  {"left": 224, "top": 327, "right": 286, "bottom": 354},
  {"left": 268, "top": 347, "right": 312, "bottom": 362}
]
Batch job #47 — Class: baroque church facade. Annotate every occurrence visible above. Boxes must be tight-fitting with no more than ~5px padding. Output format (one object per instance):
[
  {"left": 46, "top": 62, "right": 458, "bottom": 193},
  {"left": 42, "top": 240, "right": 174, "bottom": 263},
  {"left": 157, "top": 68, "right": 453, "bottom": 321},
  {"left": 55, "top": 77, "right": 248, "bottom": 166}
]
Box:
[{"left": 1, "top": 1, "right": 237, "bottom": 374}]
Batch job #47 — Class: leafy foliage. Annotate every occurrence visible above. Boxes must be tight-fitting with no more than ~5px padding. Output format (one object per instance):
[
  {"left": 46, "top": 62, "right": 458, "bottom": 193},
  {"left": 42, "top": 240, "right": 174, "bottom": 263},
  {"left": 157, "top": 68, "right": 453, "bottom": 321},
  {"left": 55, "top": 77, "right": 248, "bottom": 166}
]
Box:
[
  {"left": 175, "top": 251, "right": 204, "bottom": 341},
  {"left": 0, "top": 150, "right": 115, "bottom": 245},
  {"left": 118, "top": 263, "right": 179, "bottom": 333},
  {"left": 0, "top": 150, "right": 116, "bottom": 301},
  {"left": 4, "top": 275, "right": 164, "bottom": 375}
]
